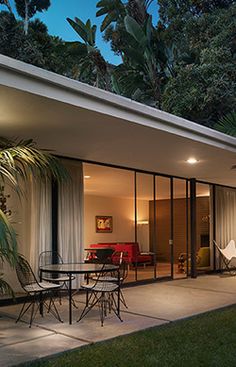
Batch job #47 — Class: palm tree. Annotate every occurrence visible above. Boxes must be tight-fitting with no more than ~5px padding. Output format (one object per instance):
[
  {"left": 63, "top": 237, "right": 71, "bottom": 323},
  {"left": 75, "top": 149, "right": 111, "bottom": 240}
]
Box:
[
  {"left": 111, "top": 15, "right": 170, "bottom": 108},
  {"left": 214, "top": 112, "right": 236, "bottom": 137},
  {"left": 66, "top": 17, "right": 110, "bottom": 90},
  {"left": 17, "top": 0, "right": 51, "bottom": 35},
  {"left": 97, "top": 1, "right": 171, "bottom": 107},
  {"left": 0, "top": 137, "right": 67, "bottom": 296}
]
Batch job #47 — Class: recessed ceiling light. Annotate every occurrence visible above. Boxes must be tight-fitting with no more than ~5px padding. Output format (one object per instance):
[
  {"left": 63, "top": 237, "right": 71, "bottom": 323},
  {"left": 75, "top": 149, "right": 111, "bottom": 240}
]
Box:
[
  {"left": 84, "top": 175, "right": 91, "bottom": 179},
  {"left": 186, "top": 158, "right": 198, "bottom": 164}
]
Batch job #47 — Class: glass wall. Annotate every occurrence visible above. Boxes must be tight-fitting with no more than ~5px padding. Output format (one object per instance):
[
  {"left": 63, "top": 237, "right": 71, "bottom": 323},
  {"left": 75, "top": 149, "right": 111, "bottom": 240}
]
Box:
[
  {"left": 136, "top": 173, "right": 155, "bottom": 281},
  {"left": 173, "top": 179, "right": 188, "bottom": 279},
  {"left": 83, "top": 162, "right": 213, "bottom": 283},
  {"left": 196, "top": 183, "right": 211, "bottom": 274},
  {"left": 154, "top": 176, "right": 172, "bottom": 278},
  {"left": 83, "top": 163, "right": 135, "bottom": 282}
]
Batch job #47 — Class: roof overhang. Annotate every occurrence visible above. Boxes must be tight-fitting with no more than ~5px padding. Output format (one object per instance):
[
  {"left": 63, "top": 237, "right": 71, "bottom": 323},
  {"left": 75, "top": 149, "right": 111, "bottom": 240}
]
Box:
[{"left": 0, "top": 55, "right": 236, "bottom": 187}]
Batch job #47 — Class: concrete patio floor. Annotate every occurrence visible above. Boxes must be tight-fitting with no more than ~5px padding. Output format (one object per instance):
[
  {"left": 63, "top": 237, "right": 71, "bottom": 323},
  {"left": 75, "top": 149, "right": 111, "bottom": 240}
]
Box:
[{"left": 1, "top": 274, "right": 236, "bottom": 367}]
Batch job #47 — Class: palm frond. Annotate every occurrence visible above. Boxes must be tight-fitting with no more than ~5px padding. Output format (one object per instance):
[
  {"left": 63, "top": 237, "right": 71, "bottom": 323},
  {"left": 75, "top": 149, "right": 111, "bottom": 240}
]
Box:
[
  {"left": 0, "top": 208, "right": 17, "bottom": 267},
  {"left": 0, "top": 274, "right": 15, "bottom": 298},
  {"left": 0, "top": 138, "right": 68, "bottom": 188},
  {"left": 214, "top": 112, "right": 236, "bottom": 137}
]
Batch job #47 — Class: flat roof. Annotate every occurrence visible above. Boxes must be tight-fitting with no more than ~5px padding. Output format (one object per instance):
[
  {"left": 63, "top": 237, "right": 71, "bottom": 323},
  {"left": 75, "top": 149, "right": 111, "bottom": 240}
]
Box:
[{"left": 1, "top": 54, "right": 236, "bottom": 187}]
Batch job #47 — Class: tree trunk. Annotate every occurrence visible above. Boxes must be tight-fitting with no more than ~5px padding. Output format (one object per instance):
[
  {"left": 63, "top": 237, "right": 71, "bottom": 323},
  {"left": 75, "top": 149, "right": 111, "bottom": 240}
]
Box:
[
  {"left": 5, "top": 0, "right": 13, "bottom": 14},
  {"left": 24, "top": 0, "right": 29, "bottom": 35}
]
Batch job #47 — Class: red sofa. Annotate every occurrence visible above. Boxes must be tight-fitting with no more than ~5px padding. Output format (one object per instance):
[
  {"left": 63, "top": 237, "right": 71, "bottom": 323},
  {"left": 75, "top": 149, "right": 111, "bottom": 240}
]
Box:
[{"left": 88, "top": 242, "right": 153, "bottom": 265}]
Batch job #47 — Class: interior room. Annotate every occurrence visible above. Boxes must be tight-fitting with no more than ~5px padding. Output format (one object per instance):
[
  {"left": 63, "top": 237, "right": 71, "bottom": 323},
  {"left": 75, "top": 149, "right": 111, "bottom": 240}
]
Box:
[{"left": 83, "top": 163, "right": 211, "bottom": 283}]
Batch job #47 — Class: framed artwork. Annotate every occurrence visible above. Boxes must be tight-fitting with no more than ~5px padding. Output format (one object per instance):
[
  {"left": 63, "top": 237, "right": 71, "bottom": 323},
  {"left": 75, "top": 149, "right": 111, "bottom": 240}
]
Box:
[{"left": 96, "top": 216, "right": 113, "bottom": 233}]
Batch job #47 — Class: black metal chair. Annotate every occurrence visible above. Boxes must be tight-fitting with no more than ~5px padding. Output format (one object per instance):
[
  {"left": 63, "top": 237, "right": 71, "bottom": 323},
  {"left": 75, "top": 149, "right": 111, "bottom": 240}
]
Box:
[
  {"left": 77, "top": 264, "right": 122, "bottom": 326},
  {"left": 39, "top": 251, "right": 77, "bottom": 307},
  {"left": 92, "top": 251, "right": 129, "bottom": 308},
  {"left": 15, "top": 255, "right": 63, "bottom": 327}
]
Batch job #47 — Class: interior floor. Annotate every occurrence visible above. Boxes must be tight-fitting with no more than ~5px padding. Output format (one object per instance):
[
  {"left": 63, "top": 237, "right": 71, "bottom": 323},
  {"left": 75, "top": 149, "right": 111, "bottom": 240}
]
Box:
[{"left": 125, "top": 262, "right": 187, "bottom": 283}]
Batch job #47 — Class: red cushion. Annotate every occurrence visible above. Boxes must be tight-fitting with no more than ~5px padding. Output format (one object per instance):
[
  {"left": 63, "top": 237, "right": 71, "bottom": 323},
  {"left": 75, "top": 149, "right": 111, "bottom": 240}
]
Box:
[{"left": 89, "top": 242, "right": 152, "bottom": 264}]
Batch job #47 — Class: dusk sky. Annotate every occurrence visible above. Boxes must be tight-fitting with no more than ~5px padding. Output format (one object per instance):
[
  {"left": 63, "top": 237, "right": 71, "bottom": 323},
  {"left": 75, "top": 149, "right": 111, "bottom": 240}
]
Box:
[{"left": 0, "top": 0, "right": 159, "bottom": 64}]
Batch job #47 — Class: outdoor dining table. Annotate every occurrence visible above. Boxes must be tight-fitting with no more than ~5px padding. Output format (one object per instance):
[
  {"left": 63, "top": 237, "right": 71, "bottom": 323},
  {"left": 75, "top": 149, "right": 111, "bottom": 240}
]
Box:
[{"left": 39, "top": 262, "right": 119, "bottom": 324}]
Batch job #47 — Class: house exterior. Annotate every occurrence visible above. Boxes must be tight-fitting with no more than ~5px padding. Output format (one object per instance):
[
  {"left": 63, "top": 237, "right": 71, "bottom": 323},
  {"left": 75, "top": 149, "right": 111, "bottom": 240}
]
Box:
[{"left": 1, "top": 54, "right": 236, "bottom": 291}]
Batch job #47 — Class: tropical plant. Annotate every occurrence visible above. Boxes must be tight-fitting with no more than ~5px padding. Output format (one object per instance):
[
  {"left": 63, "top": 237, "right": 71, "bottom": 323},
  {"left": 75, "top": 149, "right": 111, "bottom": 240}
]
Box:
[
  {"left": 96, "top": 0, "right": 126, "bottom": 33},
  {"left": 96, "top": 0, "right": 154, "bottom": 57},
  {"left": 0, "top": 137, "right": 67, "bottom": 297},
  {"left": 0, "top": 0, "right": 51, "bottom": 34},
  {"left": 214, "top": 111, "right": 236, "bottom": 136},
  {"left": 67, "top": 17, "right": 110, "bottom": 89},
  {"left": 96, "top": 1, "right": 171, "bottom": 107}
]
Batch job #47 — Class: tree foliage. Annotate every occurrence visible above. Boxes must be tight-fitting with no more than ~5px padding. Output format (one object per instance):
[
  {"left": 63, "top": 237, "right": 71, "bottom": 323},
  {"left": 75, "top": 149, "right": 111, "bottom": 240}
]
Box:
[
  {"left": 67, "top": 17, "right": 110, "bottom": 89},
  {"left": 160, "top": 2, "right": 236, "bottom": 126},
  {"left": 214, "top": 111, "right": 236, "bottom": 136},
  {"left": 0, "top": 0, "right": 235, "bottom": 129},
  {"left": 96, "top": 0, "right": 170, "bottom": 107}
]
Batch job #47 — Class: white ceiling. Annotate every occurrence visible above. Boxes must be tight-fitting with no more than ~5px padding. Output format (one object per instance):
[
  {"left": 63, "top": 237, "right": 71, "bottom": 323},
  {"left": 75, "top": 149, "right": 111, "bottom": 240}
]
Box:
[{"left": 1, "top": 56, "right": 236, "bottom": 191}]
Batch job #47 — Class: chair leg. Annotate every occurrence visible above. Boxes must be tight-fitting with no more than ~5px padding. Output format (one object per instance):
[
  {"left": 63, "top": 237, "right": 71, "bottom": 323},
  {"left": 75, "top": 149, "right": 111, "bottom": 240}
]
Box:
[
  {"left": 100, "top": 293, "right": 105, "bottom": 327},
  {"left": 110, "top": 292, "right": 123, "bottom": 323},
  {"left": 222, "top": 258, "right": 236, "bottom": 276},
  {"left": 16, "top": 299, "right": 32, "bottom": 324},
  {"left": 43, "top": 292, "right": 63, "bottom": 323},
  {"left": 64, "top": 282, "right": 78, "bottom": 308},
  {"left": 120, "top": 290, "right": 128, "bottom": 308},
  {"left": 77, "top": 292, "right": 101, "bottom": 322}
]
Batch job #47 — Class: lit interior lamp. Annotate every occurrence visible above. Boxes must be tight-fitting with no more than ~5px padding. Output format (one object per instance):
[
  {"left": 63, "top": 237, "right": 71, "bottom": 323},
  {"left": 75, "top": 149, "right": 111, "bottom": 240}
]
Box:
[
  {"left": 84, "top": 175, "right": 91, "bottom": 179},
  {"left": 186, "top": 157, "right": 198, "bottom": 164},
  {"left": 137, "top": 220, "right": 149, "bottom": 225}
]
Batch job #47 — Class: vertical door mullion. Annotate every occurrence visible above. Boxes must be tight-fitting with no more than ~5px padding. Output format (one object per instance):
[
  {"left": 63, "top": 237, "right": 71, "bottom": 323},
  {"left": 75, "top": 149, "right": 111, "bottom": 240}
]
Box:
[
  {"left": 51, "top": 179, "right": 58, "bottom": 253},
  {"left": 186, "top": 180, "right": 189, "bottom": 277},
  {"left": 134, "top": 171, "right": 137, "bottom": 281},
  {"left": 153, "top": 175, "right": 157, "bottom": 279},
  {"left": 190, "top": 178, "right": 197, "bottom": 278},
  {"left": 212, "top": 184, "right": 216, "bottom": 271},
  {"left": 170, "top": 178, "right": 174, "bottom": 279}
]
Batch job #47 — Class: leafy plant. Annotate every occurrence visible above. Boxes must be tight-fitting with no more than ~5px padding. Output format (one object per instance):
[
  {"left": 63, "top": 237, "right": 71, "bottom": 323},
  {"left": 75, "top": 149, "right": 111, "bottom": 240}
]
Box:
[
  {"left": 67, "top": 17, "right": 110, "bottom": 89},
  {"left": 214, "top": 111, "right": 236, "bottom": 136},
  {"left": 0, "top": 0, "right": 51, "bottom": 34},
  {"left": 0, "top": 137, "right": 67, "bottom": 297}
]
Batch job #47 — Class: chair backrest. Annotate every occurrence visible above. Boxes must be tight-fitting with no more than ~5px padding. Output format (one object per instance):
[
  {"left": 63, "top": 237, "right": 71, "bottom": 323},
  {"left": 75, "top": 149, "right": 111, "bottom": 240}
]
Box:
[
  {"left": 214, "top": 240, "right": 236, "bottom": 261},
  {"left": 39, "top": 251, "right": 63, "bottom": 279},
  {"left": 16, "top": 255, "right": 38, "bottom": 291},
  {"left": 39, "top": 251, "right": 63, "bottom": 267},
  {"left": 119, "top": 259, "right": 128, "bottom": 282},
  {"left": 111, "top": 251, "right": 128, "bottom": 282}
]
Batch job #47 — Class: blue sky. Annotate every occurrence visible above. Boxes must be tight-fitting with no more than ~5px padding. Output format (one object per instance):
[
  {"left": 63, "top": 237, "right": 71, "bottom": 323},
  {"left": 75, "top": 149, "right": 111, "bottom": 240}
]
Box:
[{"left": 0, "top": 0, "right": 159, "bottom": 64}]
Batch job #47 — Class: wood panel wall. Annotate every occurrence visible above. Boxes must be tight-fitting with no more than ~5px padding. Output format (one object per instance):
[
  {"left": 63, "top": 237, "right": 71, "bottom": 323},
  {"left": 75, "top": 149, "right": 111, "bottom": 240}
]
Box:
[{"left": 149, "top": 196, "right": 209, "bottom": 262}]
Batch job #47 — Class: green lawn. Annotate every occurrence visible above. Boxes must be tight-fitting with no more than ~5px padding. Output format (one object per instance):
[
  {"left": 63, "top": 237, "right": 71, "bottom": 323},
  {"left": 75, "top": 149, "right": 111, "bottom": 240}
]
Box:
[{"left": 21, "top": 306, "right": 236, "bottom": 367}]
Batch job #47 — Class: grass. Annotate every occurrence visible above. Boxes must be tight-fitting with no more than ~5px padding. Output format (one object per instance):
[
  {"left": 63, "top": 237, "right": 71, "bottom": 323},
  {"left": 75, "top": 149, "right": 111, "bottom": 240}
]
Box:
[{"left": 20, "top": 305, "right": 236, "bottom": 367}]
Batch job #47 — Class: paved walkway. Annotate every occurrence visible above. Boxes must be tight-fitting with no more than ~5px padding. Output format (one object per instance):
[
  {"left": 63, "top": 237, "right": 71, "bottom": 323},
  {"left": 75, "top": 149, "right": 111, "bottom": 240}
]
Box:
[{"left": 1, "top": 274, "right": 236, "bottom": 366}]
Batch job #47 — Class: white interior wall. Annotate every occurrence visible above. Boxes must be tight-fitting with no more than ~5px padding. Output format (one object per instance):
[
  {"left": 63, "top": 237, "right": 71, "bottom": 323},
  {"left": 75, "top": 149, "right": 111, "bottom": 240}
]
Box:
[
  {"left": 84, "top": 194, "right": 150, "bottom": 250},
  {"left": 84, "top": 194, "right": 135, "bottom": 247},
  {"left": 137, "top": 200, "right": 150, "bottom": 252}
]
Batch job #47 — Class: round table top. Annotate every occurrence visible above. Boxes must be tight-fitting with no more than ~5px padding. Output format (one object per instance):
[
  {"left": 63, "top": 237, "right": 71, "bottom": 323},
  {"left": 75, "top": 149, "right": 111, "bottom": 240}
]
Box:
[{"left": 39, "top": 262, "right": 118, "bottom": 274}]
